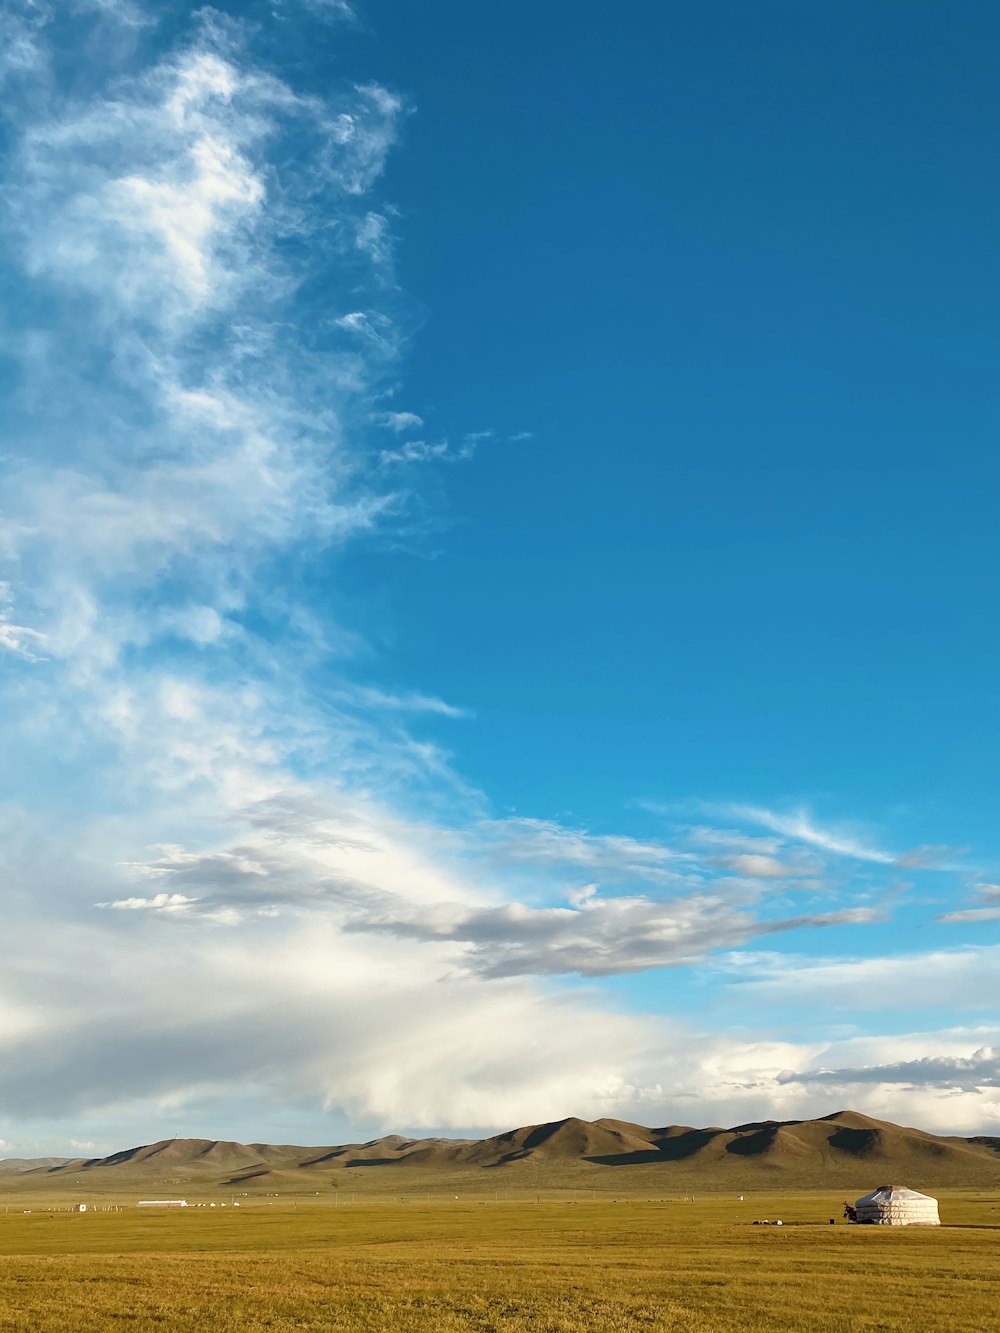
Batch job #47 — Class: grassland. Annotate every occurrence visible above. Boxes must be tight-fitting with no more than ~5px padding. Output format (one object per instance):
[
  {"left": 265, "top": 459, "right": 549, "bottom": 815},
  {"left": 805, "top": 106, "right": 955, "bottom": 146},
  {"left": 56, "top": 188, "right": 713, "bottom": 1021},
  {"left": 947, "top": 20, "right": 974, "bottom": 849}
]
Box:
[{"left": 1, "top": 1188, "right": 999, "bottom": 1331}]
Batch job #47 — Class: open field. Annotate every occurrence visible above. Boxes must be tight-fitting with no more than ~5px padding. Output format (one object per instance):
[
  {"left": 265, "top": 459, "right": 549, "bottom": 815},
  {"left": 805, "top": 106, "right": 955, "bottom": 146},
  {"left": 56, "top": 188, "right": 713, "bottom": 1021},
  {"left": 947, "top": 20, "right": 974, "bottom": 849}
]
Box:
[{"left": 1, "top": 1190, "right": 999, "bottom": 1331}]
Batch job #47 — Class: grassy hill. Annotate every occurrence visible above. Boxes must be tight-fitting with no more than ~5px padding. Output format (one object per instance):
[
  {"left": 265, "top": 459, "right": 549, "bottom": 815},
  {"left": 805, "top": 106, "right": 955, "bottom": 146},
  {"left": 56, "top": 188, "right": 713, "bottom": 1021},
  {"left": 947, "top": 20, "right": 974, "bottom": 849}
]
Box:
[
  {"left": 4, "top": 1109, "right": 1000, "bottom": 1197},
  {"left": 0, "top": 1157, "right": 71, "bottom": 1173}
]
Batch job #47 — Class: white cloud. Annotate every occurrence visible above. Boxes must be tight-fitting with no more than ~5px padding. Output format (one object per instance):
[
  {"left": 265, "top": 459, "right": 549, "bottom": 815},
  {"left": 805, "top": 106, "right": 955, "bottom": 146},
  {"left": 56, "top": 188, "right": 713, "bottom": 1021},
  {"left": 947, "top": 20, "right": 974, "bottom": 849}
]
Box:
[
  {"left": 346, "top": 686, "right": 467, "bottom": 718},
  {"left": 347, "top": 889, "right": 880, "bottom": 978},
  {"left": 0, "top": 795, "right": 992, "bottom": 1133},
  {"left": 676, "top": 825, "right": 785, "bottom": 858},
  {"left": 378, "top": 411, "right": 424, "bottom": 433},
  {"left": 85, "top": 790, "right": 882, "bottom": 979},
  {"left": 0, "top": 3, "right": 51, "bottom": 87},
  {"left": 714, "top": 943, "right": 1000, "bottom": 1013},
  {"left": 712, "top": 853, "right": 795, "bottom": 878},
  {"left": 282, "top": 0, "right": 357, "bottom": 21},
  {"left": 378, "top": 428, "right": 497, "bottom": 468},
  {"left": 380, "top": 438, "right": 476, "bottom": 466},
  {"left": 778, "top": 1045, "right": 1000, "bottom": 1092},
  {"left": 897, "top": 844, "right": 966, "bottom": 870},
  {"left": 4, "top": 861, "right": 990, "bottom": 1133},
  {"left": 0, "top": 902, "right": 658, "bottom": 1130},
  {"left": 1, "top": 22, "right": 402, "bottom": 683},
  {"left": 939, "top": 884, "right": 1000, "bottom": 923},
  {"left": 723, "top": 804, "right": 896, "bottom": 864},
  {"left": 475, "top": 818, "right": 694, "bottom": 882},
  {"left": 102, "top": 892, "right": 200, "bottom": 912},
  {"left": 0, "top": 593, "right": 49, "bottom": 660}
]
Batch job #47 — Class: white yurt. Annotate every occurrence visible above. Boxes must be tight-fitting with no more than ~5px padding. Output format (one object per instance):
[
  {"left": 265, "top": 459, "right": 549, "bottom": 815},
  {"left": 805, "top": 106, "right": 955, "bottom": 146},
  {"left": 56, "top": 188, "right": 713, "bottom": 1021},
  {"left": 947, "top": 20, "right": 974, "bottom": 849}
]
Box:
[{"left": 854, "top": 1184, "right": 940, "bottom": 1226}]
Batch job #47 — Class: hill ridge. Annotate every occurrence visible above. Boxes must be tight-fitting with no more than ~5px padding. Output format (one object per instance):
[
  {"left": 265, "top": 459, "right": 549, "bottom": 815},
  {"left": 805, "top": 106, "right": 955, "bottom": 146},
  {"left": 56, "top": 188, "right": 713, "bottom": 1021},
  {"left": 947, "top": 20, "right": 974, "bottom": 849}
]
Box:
[{"left": 8, "top": 1111, "right": 1000, "bottom": 1189}]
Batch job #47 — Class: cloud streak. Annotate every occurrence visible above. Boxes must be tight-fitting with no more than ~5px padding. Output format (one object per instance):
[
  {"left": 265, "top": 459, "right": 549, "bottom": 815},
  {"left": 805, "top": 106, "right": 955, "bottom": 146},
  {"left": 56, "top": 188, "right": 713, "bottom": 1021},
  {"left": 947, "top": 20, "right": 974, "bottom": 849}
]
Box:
[
  {"left": 346, "top": 890, "right": 879, "bottom": 978},
  {"left": 91, "top": 796, "right": 882, "bottom": 979},
  {"left": 722, "top": 805, "right": 897, "bottom": 864},
  {"left": 778, "top": 1047, "right": 1000, "bottom": 1092},
  {"left": 939, "top": 884, "right": 1000, "bottom": 924}
]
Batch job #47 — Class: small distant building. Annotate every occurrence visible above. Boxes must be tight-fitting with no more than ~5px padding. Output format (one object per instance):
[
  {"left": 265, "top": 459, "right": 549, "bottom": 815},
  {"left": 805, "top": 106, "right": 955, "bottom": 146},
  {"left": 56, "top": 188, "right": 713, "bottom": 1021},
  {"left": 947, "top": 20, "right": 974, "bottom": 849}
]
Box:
[
  {"left": 71, "top": 1203, "right": 87, "bottom": 1213},
  {"left": 137, "top": 1199, "right": 189, "bottom": 1209},
  {"left": 854, "top": 1184, "right": 940, "bottom": 1226}
]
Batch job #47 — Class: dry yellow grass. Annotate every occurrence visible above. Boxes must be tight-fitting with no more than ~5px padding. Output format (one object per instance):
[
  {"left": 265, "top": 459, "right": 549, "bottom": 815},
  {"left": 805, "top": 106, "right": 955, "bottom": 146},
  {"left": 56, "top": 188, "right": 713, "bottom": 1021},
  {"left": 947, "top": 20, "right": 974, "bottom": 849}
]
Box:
[{"left": 1, "top": 1191, "right": 999, "bottom": 1330}]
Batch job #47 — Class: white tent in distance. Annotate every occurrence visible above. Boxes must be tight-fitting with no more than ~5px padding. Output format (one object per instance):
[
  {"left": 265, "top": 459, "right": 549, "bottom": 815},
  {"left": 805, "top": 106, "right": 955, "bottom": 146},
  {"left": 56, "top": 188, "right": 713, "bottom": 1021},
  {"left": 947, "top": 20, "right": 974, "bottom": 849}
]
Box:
[{"left": 854, "top": 1185, "right": 940, "bottom": 1226}]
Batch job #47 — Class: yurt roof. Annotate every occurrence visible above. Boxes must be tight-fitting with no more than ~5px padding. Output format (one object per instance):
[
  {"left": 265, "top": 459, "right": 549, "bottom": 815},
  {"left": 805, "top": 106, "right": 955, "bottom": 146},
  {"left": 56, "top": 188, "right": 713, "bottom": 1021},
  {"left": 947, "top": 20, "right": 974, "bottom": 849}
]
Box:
[{"left": 856, "top": 1184, "right": 937, "bottom": 1205}]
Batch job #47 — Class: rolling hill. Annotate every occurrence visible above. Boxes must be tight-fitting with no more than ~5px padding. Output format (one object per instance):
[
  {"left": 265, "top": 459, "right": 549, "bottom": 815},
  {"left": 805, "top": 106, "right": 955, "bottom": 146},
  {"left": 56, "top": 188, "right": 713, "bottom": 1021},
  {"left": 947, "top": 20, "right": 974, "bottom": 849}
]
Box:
[
  {"left": 4, "top": 1110, "right": 1000, "bottom": 1192},
  {"left": 0, "top": 1157, "right": 71, "bottom": 1173}
]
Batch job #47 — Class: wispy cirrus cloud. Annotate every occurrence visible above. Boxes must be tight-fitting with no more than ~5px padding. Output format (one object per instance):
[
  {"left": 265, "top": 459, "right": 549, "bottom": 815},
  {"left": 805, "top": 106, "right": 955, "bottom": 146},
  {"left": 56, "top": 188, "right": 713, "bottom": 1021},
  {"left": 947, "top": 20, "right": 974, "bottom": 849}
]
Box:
[
  {"left": 0, "top": 2, "right": 53, "bottom": 87},
  {"left": 713, "top": 943, "right": 1000, "bottom": 1013},
  {"left": 379, "top": 434, "right": 488, "bottom": 466},
  {"left": 475, "top": 817, "right": 693, "bottom": 879},
  {"left": 287, "top": 0, "right": 357, "bottom": 21},
  {"left": 680, "top": 825, "right": 785, "bottom": 855},
  {"left": 93, "top": 795, "right": 881, "bottom": 979},
  {"left": 1, "top": 20, "right": 403, "bottom": 681},
  {"left": 939, "top": 884, "right": 1000, "bottom": 924},
  {"left": 720, "top": 804, "right": 897, "bottom": 864}
]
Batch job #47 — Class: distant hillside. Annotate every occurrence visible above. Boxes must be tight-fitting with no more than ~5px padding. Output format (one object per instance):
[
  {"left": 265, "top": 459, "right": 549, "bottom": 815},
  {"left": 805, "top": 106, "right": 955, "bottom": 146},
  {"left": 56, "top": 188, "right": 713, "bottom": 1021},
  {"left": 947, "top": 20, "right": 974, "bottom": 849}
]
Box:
[
  {"left": 10, "top": 1111, "right": 1000, "bottom": 1190},
  {"left": 390, "top": 1110, "right": 1000, "bottom": 1183},
  {"left": 0, "top": 1157, "right": 71, "bottom": 1173}
]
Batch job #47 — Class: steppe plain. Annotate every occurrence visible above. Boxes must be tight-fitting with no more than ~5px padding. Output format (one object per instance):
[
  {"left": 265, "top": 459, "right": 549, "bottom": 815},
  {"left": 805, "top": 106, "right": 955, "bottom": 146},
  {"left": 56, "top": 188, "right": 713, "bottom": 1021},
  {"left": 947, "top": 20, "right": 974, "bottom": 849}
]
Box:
[{"left": 2, "top": 1110, "right": 999, "bottom": 1331}]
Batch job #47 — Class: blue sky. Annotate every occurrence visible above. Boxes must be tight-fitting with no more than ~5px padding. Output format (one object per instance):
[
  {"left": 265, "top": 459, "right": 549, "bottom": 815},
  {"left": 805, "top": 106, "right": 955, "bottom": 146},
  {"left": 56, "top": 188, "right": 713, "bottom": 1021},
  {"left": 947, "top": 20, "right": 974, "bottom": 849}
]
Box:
[{"left": 1, "top": 0, "right": 999, "bottom": 1157}]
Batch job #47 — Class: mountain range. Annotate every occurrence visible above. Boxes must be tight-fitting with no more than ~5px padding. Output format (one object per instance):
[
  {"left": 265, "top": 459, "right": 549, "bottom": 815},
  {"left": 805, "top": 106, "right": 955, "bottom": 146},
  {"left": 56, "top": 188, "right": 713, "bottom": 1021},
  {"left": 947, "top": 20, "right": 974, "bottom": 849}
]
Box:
[{"left": 4, "top": 1110, "right": 1000, "bottom": 1190}]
